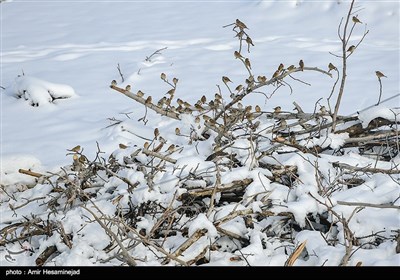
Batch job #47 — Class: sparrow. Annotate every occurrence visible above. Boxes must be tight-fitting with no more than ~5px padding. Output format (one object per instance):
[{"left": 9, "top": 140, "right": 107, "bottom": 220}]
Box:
[
  {"left": 328, "top": 63, "right": 337, "bottom": 72},
  {"left": 375, "top": 71, "right": 387, "bottom": 78},
  {"left": 319, "top": 106, "right": 327, "bottom": 114},
  {"left": 154, "top": 128, "right": 160, "bottom": 138},
  {"left": 111, "top": 80, "right": 117, "bottom": 86},
  {"left": 172, "top": 77, "right": 179, "bottom": 85},
  {"left": 136, "top": 90, "right": 144, "bottom": 97},
  {"left": 160, "top": 73, "right": 167, "bottom": 81},
  {"left": 145, "top": 96, "right": 152, "bottom": 104},
  {"left": 245, "top": 37, "right": 254, "bottom": 46},
  {"left": 175, "top": 127, "right": 181, "bottom": 135},
  {"left": 201, "top": 95, "right": 207, "bottom": 103},
  {"left": 287, "top": 65, "right": 295, "bottom": 71},
  {"left": 235, "top": 19, "right": 248, "bottom": 30},
  {"left": 255, "top": 105, "right": 261, "bottom": 112},
  {"left": 352, "top": 16, "right": 362, "bottom": 24},
  {"left": 257, "top": 76, "right": 267, "bottom": 83},
  {"left": 222, "top": 76, "right": 232, "bottom": 84},
  {"left": 272, "top": 70, "right": 280, "bottom": 79},
  {"left": 157, "top": 97, "right": 166, "bottom": 106},
  {"left": 70, "top": 145, "right": 81, "bottom": 153},
  {"left": 194, "top": 104, "right": 204, "bottom": 111},
  {"left": 244, "top": 58, "right": 252, "bottom": 69},
  {"left": 177, "top": 98, "right": 184, "bottom": 106},
  {"left": 143, "top": 142, "right": 150, "bottom": 149},
  {"left": 278, "top": 63, "right": 284, "bottom": 72},
  {"left": 273, "top": 106, "right": 282, "bottom": 114},
  {"left": 347, "top": 45, "right": 356, "bottom": 53},
  {"left": 299, "top": 59, "right": 304, "bottom": 71},
  {"left": 167, "top": 88, "right": 175, "bottom": 96},
  {"left": 235, "top": 84, "right": 244, "bottom": 92},
  {"left": 167, "top": 144, "right": 175, "bottom": 153},
  {"left": 119, "top": 143, "right": 128, "bottom": 149},
  {"left": 234, "top": 51, "right": 243, "bottom": 59},
  {"left": 125, "top": 85, "right": 131, "bottom": 91}
]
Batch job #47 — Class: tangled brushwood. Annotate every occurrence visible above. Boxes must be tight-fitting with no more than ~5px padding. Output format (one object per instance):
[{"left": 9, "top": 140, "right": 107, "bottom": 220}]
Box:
[{"left": 1, "top": 0, "right": 399, "bottom": 266}]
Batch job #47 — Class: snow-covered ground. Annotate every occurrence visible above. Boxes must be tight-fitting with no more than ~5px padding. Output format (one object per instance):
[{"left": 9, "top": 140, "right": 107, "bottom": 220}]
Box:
[{"left": 1, "top": 0, "right": 399, "bottom": 266}]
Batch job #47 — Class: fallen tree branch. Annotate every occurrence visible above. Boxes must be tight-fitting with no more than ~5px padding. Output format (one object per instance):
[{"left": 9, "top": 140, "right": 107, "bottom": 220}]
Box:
[
  {"left": 332, "top": 162, "right": 400, "bottom": 175},
  {"left": 36, "top": 245, "right": 57, "bottom": 266},
  {"left": 110, "top": 85, "right": 180, "bottom": 120},
  {"left": 337, "top": 201, "right": 400, "bottom": 210},
  {"left": 179, "top": 178, "right": 253, "bottom": 199},
  {"left": 18, "top": 169, "right": 44, "bottom": 178}
]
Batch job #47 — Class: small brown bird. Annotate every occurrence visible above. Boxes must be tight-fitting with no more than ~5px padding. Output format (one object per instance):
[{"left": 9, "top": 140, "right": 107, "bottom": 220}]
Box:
[
  {"left": 255, "top": 105, "right": 261, "bottom": 112},
  {"left": 111, "top": 80, "right": 117, "bottom": 86},
  {"left": 273, "top": 106, "right": 282, "bottom": 114},
  {"left": 299, "top": 60, "right": 304, "bottom": 71},
  {"left": 328, "top": 63, "right": 337, "bottom": 72},
  {"left": 201, "top": 95, "right": 207, "bottom": 103},
  {"left": 257, "top": 75, "right": 267, "bottom": 83},
  {"left": 245, "top": 37, "right": 254, "bottom": 46},
  {"left": 143, "top": 142, "right": 150, "bottom": 149},
  {"left": 347, "top": 45, "right": 356, "bottom": 53},
  {"left": 119, "top": 143, "right": 128, "bottom": 149},
  {"left": 167, "top": 144, "right": 176, "bottom": 153},
  {"left": 319, "top": 106, "right": 327, "bottom": 115},
  {"left": 352, "top": 16, "right": 362, "bottom": 24},
  {"left": 287, "top": 65, "right": 295, "bottom": 71},
  {"left": 375, "top": 71, "right": 387, "bottom": 78},
  {"left": 154, "top": 128, "right": 160, "bottom": 138},
  {"left": 244, "top": 58, "right": 252, "bottom": 69},
  {"left": 125, "top": 85, "right": 131, "bottom": 91},
  {"left": 175, "top": 127, "right": 180, "bottom": 135},
  {"left": 234, "top": 51, "right": 243, "bottom": 59},
  {"left": 160, "top": 72, "right": 167, "bottom": 81},
  {"left": 137, "top": 90, "right": 144, "bottom": 97},
  {"left": 278, "top": 63, "right": 284, "bottom": 72},
  {"left": 172, "top": 77, "right": 179, "bottom": 85},
  {"left": 70, "top": 145, "right": 81, "bottom": 153},
  {"left": 235, "top": 19, "right": 248, "bottom": 30},
  {"left": 167, "top": 88, "right": 175, "bottom": 96},
  {"left": 235, "top": 84, "right": 244, "bottom": 92},
  {"left": 272, "top": 70, "right": 280, "bottom": 79},
  {"left": 222, "top": 76, "right": 232, "bottom": 84},
  {"left": 145, "top": 96, "right": 152, "bottom": 104}
]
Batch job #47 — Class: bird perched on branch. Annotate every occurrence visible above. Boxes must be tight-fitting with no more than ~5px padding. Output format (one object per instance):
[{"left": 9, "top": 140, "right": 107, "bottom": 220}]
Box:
[
  {"left": 234, "top": 51, "right": 243, "bottom": 59},
  {"left": 222, "top": 76, "right": 232, "bottom": 84},
  {"left": 299, "top": 60, "right": 304, "bottom": 71},
  {"left": 375, "top": 71, "right": 387, "bottom": 78},
  {"left": 125, "top": 85, "right": 131, "bottom": 91},
  {"left": 352, "top": 16, "right": 362, "bottom": 24},
  {"left": 111, "top": 80, "right": 117, "bottom": 86},
  {"left": 328, "top": 63, "right": 337, "bottom": 72},
  {"left": 235, "top": 19, "right": 248, "bottom": 30},
  {"left": 347, "top": 45, "right": 356, "bottom": 53}
]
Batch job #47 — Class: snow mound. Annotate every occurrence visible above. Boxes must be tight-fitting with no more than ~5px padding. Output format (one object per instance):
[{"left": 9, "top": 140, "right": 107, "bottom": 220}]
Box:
[
  {"left": 0, "top": 154, "right": 43, "bottom": 185},
  {"left": 11, "top": 75, "right": 77, "bottom": 107}
]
